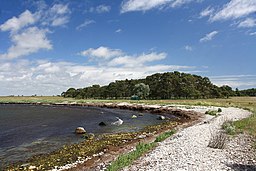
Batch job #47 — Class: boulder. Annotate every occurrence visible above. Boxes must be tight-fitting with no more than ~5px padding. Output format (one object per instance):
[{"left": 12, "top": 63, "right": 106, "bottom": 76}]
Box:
[
  {"left": 75, "top": 127, "right": 86, "bottom": 134},
  {"left": 158, "top": 115, "right": 166, "bottom": 120},
  {"left": 131, "top": 115, "right": 137, "bottom": 119},
  {"left": 99, "top": 122, "right": 107, "bottom": 126}
]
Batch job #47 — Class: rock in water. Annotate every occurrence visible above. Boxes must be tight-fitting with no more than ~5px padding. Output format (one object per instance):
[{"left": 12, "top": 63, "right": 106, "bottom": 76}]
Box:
[
  {"left": 111, "top": 117, "right": 123, "bottom": 125},
  {"left": 75, "top": 127, "right": 86, "bottom": 134},
  {"left": 99, "top": 122, "right": 107, "bottom": 126},
  {"left": 131, "top": 115, "right": 137, "bottom": 119},
  {"left": 158, "top": 115, "right": 166, "bottom": 120}
]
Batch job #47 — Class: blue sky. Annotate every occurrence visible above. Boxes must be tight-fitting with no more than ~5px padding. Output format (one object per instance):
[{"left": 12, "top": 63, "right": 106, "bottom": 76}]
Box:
[{"left": 0, "top": 0, "right": 256, "bottom": 95}]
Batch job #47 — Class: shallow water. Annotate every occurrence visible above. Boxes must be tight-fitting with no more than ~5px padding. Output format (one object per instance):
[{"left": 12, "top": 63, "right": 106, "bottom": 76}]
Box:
[{"left": 0, "top": 104, "right": 166, "bottom": 167}]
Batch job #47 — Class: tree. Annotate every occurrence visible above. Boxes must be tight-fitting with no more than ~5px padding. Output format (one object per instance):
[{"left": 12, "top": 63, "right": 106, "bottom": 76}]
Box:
[{"left": 133, "top": 83, "right": 150, "bottom": 99}]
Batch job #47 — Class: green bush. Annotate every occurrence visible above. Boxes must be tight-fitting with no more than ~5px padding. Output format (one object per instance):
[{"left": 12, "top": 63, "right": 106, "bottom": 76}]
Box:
[
  {"left": 205, "top": 110, "right": 218, "bottom": 116},
  {"left": 222, "top": 120, "right": 236, "bottom": 135}
]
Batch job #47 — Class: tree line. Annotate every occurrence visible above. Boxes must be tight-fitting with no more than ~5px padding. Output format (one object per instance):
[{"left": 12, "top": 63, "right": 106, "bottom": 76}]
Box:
[{"left": 61, "top": 71, "right": 253, "bottom": 99}]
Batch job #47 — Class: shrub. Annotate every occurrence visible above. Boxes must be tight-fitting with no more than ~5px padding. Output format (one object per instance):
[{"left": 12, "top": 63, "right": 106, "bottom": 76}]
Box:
[
  {"left": 205, "top": 110, "right": 218, "bottom": 116},
  {"left": 218, "top": 108, "right": 222, "bottom": 112},
  {"left": 208, "top": 131, "right": 227, "bottom": 149},
  {"left": 222, "top": 120, "right": 236, "bottom": 135}
]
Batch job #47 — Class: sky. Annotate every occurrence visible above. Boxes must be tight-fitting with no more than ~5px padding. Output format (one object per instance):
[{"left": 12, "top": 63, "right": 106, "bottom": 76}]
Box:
[{"left": 0, "top": 0, "right": 256, "bottom": 96}]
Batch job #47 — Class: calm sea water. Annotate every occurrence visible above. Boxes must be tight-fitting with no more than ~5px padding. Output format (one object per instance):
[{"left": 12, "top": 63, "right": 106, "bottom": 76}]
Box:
[{"left": 0, "top": 104, "right": 165, "bottom": 167}]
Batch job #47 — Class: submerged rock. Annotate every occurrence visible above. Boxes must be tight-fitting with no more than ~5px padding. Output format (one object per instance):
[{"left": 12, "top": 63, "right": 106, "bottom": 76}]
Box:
[
  {"left": 99, "top": 122, "right": 107, "bottom": 126},
  {"left": 75, "top": 127, "right": 86, "bottom": 134}
]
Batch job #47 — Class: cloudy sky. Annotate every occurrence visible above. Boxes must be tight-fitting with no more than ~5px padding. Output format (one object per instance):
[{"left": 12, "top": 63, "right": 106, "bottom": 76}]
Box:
[{"left": 0, "top": 0, "right": 256, "bottom": 95}]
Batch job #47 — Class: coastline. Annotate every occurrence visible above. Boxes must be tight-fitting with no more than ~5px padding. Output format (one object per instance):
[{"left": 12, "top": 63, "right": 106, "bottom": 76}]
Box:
[{"left": 2, "top": 101, "right": 203, "bottom": 171}]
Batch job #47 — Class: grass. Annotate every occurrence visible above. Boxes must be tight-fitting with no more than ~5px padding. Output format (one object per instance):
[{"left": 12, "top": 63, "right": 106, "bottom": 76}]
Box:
[
  {"left": 233, "top": 113, "right": 256, "bottom": 136},
  {"left": 107, "top": 142, "right": 156, "bottom": 171},
  {"left": 155, "top": 130, "right": 175, "bottom": 142},
  {"left": 107, "top": 130, "right": 176, "bottom": 171}
]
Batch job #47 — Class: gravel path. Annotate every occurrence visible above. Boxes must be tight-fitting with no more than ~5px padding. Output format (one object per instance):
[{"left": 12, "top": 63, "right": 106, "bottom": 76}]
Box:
[{"left": 123, "top": 106, "right": 255, "bottom": 171}]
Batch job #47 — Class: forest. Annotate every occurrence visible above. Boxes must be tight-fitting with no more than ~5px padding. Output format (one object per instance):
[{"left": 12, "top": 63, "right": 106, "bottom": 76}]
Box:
[{"left": 61, "top": 71, "right": 255, "bottom": 99}]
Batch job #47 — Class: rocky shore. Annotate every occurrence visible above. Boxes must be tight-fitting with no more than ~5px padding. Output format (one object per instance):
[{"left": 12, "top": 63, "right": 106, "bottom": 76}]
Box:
[{"left": 122, "top": 107, "right": 255, "bottom": 171}]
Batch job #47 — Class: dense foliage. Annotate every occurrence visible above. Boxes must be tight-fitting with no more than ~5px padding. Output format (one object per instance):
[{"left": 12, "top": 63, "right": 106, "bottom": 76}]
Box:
[
  {"left": 238, "top": 88, "right": 256, "bottom": 97},
  {"left": 62, "top": 71, "right": 238, "bottom": 99}
]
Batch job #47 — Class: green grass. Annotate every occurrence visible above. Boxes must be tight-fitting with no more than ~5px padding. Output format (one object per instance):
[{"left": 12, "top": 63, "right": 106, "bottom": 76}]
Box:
[
  {"left": 107, "top": 142, "right": 156, "bottom": 171},
  {"left": 233, "top": 112, "right": 256, "bottom": 136},
  {"left": 107, "top": 130, "right": 175, "bottom": 171},
  {"left": 155, "top": 130, "right": 175, "bottom": 142}
]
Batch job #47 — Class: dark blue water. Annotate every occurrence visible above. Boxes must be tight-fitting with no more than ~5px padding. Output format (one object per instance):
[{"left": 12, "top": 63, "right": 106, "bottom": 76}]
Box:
[{"left": 0, "top": 104, "right": 165, "bottom": 166}]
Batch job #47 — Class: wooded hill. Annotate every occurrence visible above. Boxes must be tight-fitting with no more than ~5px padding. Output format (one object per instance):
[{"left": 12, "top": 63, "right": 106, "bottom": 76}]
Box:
[{"left": 62, "top": 71, "right": 244, "bottom": 99}]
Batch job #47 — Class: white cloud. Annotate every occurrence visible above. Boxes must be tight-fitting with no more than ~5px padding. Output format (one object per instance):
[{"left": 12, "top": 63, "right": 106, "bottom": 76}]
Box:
[
  {"left": 107, "top": 52, "right": 167, "bottom": 67},
  {"left": 0, "top": 10, "right": 37, "bottom": 32},
  {"left": 210, "top": 0, "right": 256, "bottom": 22},
  {"left": 200, "top": 31, "right": 218, "bottom": 42},
  {"left": 50, "top": 4, "right": 70, "bottom": 15},
  {"left": 0, "top": 3, "right": 70, "bottom": 59},
  {"left": 185, "top": 45, "right": 193, "bottom": 51},
  {"left": 249, "top": 32, "right": 256, "bottom": 36},
  {"left": 210, "top": 75, "right": 256, "bottom": 89},
  {"left": 238, "top": 18, "right": 256, "bottom": 28},
  {"left": 116, "top": 29, "right": 122, "bottom": 33},
  {"left": 0, "top": 58, "right": 195, "bottom": 96},
  {"left": 120, "top": 0, "right": 202, "bottom": 13},
  {"left": 121, "top": 0, "right": 171, "bottom": 13},
  {"left": 200, "top": 6, "right": 214, "bottom": 18},
  {"left": 171, "top": 0, "right": 202, "bottom": 8},
  {"left": 96, "top": 5, "right": 111, "bottom": 13},
  {"left": 79, "top": 46, "right": 123, "bottom": 59},
  {"left": 76, "top": 19, "right": 95, "bottom": 30},
  {"left": 48, "top": 4, "right": 71, "bottom": 26},
  {"left": 0, "top": 27, "right": 52, "bottom": 59}
]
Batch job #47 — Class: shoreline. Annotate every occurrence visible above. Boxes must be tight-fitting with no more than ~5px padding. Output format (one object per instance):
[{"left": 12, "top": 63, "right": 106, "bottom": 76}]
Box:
[{"left": 2, "top": 102, "right": 203, "bottom": 171}]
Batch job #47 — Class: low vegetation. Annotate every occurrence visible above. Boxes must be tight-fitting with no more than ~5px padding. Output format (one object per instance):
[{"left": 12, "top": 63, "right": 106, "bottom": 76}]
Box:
[
  {"left": 107, "top": 142, "right": 156, "bottom": 171},
  {"left": 205, "top": 110, "right": 219, "bottom": 116},
  {"left": 107, "top": 130, "right": 175, "bottom": 171},
  {"left": 208, "top": 131, "right": 228, "bottom": 149},
  {"left": 155, "top": 130, "right": 176, "bottom": 142},
  {"left": 222, "top": 120, "right": 236, "bottom": 135}
]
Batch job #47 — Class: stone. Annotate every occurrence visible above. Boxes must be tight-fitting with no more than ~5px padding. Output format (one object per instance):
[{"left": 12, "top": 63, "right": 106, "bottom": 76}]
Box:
[
  {"left": 158, "top": 115, "right": 166, "bottom": 120},
  {"left": 132, "top": 115, "right": 137, "bottom": 119},
  {"left": 75, "top": 127, "right": 86, "bottom": 134},
  {"left": 99, "top": 122, "right": 107, "bottom": 126},
  {"left": 28, "top": 166, "right": 36, "bottom": 170}
]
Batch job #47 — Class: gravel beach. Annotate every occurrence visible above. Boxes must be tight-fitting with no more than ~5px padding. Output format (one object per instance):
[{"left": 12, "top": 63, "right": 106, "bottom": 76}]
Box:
[{"left": 122, "top": 106, "right": 255, "bottom": 171}]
